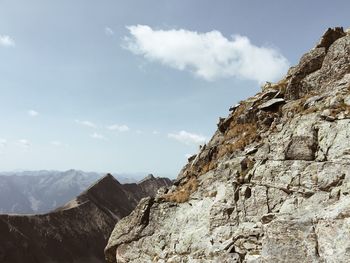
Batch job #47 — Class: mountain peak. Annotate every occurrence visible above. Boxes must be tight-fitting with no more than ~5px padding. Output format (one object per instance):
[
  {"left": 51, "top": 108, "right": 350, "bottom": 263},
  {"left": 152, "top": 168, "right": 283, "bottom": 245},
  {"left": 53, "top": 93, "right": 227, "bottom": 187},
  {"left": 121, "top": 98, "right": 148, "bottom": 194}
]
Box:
[
  {"left": 83, "top": 173, "right": 120, "bottom": 193},
  {"left": 138, "top": 173, "right": 155, "bottom": 183}
]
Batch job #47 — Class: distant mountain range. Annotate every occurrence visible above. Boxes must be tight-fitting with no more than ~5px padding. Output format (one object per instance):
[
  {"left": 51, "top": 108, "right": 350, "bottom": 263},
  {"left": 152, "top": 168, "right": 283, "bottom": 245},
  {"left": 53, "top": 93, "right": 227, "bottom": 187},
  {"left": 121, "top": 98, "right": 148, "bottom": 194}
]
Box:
[
  {"left": 0, "top": 169, "right": 166, "bottom": 214},
  {"left": 0, "top": 173, "right": 172, "bottom": 263}
]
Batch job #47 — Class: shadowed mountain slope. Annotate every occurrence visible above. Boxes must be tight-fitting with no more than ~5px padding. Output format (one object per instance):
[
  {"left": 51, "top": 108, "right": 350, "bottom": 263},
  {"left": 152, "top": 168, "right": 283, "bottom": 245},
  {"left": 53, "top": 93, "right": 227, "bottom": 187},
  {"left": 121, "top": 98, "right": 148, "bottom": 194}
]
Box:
[{"left": 0, "top": 174, "right": 171, "bottom": 263}]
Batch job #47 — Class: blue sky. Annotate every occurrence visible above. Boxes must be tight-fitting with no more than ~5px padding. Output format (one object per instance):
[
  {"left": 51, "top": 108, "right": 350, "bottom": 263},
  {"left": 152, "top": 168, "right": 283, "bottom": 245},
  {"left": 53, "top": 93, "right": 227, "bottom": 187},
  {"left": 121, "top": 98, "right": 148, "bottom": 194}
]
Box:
[{"left": 0, "top": 0, "right": 349, "bottom": 177}]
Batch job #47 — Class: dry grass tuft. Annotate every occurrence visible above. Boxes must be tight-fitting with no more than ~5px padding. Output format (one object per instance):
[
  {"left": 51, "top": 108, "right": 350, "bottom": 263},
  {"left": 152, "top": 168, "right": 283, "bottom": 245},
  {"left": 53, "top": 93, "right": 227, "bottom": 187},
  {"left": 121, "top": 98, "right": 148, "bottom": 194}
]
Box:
[
  {"left": 262, "top": 79, "right": 288, "bottom": 94},
  {"left": 202, "top": 162, "right": 217, "bottom": 174},
  {"left": 288, "top": 95, "right": 350, "bottom": 118},
  {"left": 329, "top": 100, "right": 350, "bottom": 117},
  {"left": 163, "top": 177, "right": 198, "bottom": 203},
  {"left": 285, "top": 93, "right": 318, "bottom": 116},
  {"left": 217, "top": 122, "right": 258, "bottom": 158}
]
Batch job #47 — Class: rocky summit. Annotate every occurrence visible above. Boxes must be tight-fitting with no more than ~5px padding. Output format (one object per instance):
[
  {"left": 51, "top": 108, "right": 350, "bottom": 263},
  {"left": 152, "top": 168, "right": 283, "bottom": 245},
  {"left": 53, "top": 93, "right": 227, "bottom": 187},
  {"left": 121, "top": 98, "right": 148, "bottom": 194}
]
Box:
[
  {"left": 105, "top": 27, "right": 350, "bottom": 263},
  {"left": 0, "top": 174, "right": 171, "bottom": 263}
]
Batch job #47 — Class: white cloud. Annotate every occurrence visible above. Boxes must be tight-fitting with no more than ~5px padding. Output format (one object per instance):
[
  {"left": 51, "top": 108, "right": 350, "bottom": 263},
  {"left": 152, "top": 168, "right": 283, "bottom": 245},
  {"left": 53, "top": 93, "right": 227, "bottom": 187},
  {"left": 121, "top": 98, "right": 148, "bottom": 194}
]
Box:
[
  {"left": 0, "top": 139, "right": 7, "bottom": 147},
  {"left": 152, "top": 130, "right": 160, "bottom": 135},
  {"left": 90, "top": 132, "right": 106, "bottom": 140},
  {"left": 51, "top": 141, "right": 63, "bottom": 147},
  {"left": 28, "top": 110, "right": 39, "bottom": 117},
  {"left": 124, "top": 25, "right": 289, "bottom": 83},
  {"left": 0, "top": 35, "right": 15, "bottom": 47},
  {"left": 168, "top": 130, "right": 206, "bottom": 145},
  {"left": 51, "top": 141, "right": 62, "bottom": 146},
  {"left": 107, "top": 124, "right": 130, "bottom": 132},
  {"left": 75, "top": 120, "right": 97, "bottom": 128},
  {"left": 105, "top": 27, "right": 115, "bottom": 36},
  {"left": 18, "top": 139, "right": 30, "bottom": 148}
]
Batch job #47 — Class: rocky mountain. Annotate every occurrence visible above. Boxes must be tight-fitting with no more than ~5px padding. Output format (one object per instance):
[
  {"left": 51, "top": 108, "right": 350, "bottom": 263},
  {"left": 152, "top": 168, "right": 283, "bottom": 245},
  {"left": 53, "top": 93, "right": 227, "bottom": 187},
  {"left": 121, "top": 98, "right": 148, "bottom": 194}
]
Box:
[
  {"left": 105, "top": 27, "right": 350, "bottom": 262},
  {"left": 0, "top": 170, "right": 157, "bottom": 214},
  {"left": 0, "top": 174, "right": 172, "bottom": 263}
]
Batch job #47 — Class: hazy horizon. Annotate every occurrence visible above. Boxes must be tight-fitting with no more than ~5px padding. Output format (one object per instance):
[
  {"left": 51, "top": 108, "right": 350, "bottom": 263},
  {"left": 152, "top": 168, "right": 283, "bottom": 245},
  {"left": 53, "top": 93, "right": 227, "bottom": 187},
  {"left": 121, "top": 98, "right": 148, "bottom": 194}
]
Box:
[{"left": 0, "top": 169, "right": 175, "bottom": 179}]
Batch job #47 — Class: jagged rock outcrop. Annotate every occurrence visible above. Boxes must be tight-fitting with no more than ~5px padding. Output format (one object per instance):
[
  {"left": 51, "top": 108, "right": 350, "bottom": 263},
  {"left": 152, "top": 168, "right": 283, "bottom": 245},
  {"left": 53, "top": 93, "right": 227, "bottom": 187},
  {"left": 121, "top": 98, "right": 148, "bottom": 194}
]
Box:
[
  {"left": 105, "top": 27, "right": 350, "bottom": 263},
  {"left": 0, "top": 174, "right": 171, "bottom": 263}
]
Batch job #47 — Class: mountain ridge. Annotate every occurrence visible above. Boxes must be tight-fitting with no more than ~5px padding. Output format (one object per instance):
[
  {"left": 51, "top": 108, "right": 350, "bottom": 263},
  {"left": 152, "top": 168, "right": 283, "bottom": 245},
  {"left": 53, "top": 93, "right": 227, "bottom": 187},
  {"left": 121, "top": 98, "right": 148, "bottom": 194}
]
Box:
[
  {"left": 0, "top": 173, "right": 172, "bottom": 263},
  {"left": 0, "top": 169, "right": 170, "bottom": 214}
]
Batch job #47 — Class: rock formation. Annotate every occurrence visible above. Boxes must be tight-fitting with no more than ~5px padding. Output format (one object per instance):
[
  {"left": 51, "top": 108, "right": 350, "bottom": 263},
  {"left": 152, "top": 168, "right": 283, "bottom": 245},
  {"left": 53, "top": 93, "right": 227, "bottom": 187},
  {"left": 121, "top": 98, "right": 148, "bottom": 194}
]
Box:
[
  {"left": 105, "top": 27, "right": 350, "bottom": 263},
  {"left": 0, "top": 174, "right": 171, "bottom": 263}
]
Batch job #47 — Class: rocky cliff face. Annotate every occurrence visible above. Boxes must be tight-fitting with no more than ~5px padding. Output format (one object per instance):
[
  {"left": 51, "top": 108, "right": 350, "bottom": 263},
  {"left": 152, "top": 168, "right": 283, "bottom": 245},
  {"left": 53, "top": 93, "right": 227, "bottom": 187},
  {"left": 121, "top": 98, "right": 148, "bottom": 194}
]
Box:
[
  {"left": 0, "top": 174, "right": 171, "bottom": 263},
  {"left": 105, "top": 27, "right": 350, "bottom": 263}
]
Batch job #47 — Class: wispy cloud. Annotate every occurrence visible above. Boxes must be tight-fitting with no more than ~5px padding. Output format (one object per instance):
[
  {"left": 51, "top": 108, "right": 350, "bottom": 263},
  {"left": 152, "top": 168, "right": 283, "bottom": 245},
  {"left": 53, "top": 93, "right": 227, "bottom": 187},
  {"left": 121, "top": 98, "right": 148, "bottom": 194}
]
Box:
[
  {"left": 90, "top": 132, "right": 107, "bottom": 140},
  {"left": 50, "top": 140, "right": 69, "bottom": 147},
  {"left": 18, "top": 139, "right": 30, "bottom": 148},
  {"left": 0, "top": 138, "right": 7, "bottom": 148},
  {"left": 0, "top": 35, "right": 15, "bottom": 47},
  {"left": 75, "top": 120, "right": 97, "bottom": 128},
  {"left": 105, "top": 27, "right": 114, "bottom": 36},
  {"left": 168, "top": 130, "right": 206, "bottom": 145},
  {"left": 28, "top": 110, "right": 39, "bottom": 117},
  {"left": 51, "top": 141, "right": 62, "bottom": 147},
  {"left": 107, "top": 124, "right": 130, "bottom": 132},
  {"left": 124, "top": 25, "right": 289, "bottom": 83},
  {"left": 51, "top": 141, "right": 62, "bottom": 146},
  {"left": 0, "top": 139, "right": 5, "bottom": 154},
  {"left": 152, "top": 130, "right": 160, "bottom": 135}
]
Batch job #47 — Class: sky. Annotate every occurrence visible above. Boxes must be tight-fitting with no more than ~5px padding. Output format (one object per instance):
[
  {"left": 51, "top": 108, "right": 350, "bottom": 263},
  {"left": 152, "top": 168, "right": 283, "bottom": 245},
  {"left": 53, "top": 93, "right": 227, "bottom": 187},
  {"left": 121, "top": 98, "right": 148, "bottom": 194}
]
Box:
[{"left": 0, "top": 0, "right": 349, "bottom": 177}]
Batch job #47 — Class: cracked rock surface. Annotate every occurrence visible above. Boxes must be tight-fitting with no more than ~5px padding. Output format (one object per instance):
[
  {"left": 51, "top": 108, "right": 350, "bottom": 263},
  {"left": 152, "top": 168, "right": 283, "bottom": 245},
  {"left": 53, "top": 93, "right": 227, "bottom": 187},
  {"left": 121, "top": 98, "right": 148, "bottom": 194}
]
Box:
[{"left": 105, "top": 27, "right": 350, "bottom": 263}]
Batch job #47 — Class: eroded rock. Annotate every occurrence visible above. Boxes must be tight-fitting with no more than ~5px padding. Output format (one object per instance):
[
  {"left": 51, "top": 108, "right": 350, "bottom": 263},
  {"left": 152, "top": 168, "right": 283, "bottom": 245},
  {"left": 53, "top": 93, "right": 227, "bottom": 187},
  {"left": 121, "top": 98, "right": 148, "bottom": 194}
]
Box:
[
  {"left": 258, "top": 98, "right": 285, "bottom": 111},
  {"left": 316, "top": 27, "right": 346, "bottom": 50},
  {"left": 285, "top": 136, "right": 317, "bottom": 161},
  {"left": 104, "top": 197, "right": 154, "bottom": 263}
]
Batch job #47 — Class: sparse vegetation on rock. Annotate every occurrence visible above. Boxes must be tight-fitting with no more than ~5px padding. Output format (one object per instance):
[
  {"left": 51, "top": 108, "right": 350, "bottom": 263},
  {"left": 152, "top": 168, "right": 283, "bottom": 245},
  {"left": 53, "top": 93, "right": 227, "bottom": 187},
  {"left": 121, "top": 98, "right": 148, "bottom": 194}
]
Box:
[{"left": 163, "top": 177, "right": 198, "bottom": 203}]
